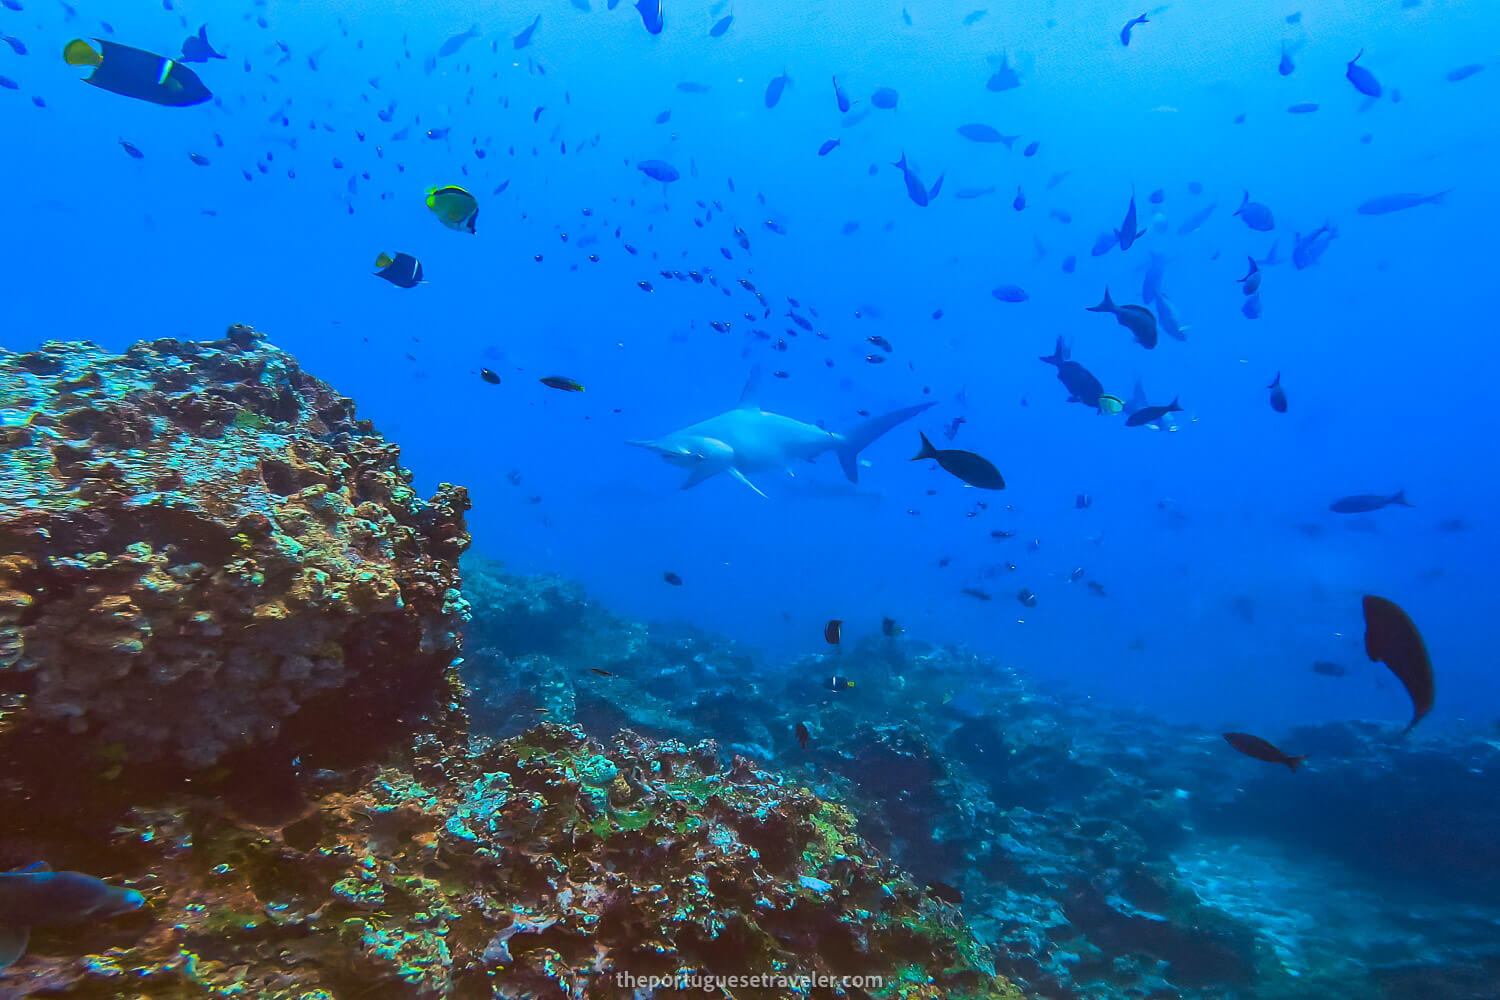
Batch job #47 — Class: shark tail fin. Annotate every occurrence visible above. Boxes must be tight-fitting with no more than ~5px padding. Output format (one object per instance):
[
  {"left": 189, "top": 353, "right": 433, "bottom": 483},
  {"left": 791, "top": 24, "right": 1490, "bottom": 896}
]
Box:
[{"left": 836, "top": 402, "right": 935, "bottom": 482}]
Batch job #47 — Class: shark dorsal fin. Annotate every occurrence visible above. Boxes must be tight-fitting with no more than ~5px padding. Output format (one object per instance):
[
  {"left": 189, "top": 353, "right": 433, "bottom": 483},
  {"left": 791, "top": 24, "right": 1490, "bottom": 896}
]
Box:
[{"left": 737, "top": 366, "right": 763, "bottom": 410}]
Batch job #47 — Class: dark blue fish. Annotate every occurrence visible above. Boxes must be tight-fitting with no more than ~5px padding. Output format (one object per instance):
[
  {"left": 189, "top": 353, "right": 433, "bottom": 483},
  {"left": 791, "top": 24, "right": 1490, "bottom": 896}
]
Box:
[
  {"left": 765, "top": 70, "right": 789, "bottom": 107},
  {"left": 817, "top": 138, "right": 840, "bottom": 156},
  {"left": 1239, "top": 256, "right": 1261, "bottom": 294},
  {"left": 891, "top": 152, "right": 930, "bottom": 206},
  {"left": 832, "top": 75, "right": 851, "bottom": 112},
  {"left": 1, "top": 33, "right": 27, "bottom": 55},
  {"left": 374, "top": 252, "right": 424, "bottom": 288},
  {"left": 118, "top": 138, "right": 143, "bottom": 158},
  {"left": 1241, "top": 292, "right": 1262, "bottom": 319},
  {"left": 992, "top": 285, "right": 1029, "bottom": 302},
  {"left": 1330, "top": 490, "right": 1410, "bottom": 514},
  {"left": 1012, "top": 186, "right": 1025, "bottom": 211},
  {"left": 1085, "top": 287, "right": 1157, "bottom": 349},
  {"left": 513, "top": 15, "right": 540, "bottom": 49},
  {"left": 1125, "top": 397, "right": 1182, "bottom": 427},
  {"left": 635, "top": 0, "right": 664, "bottom": 35},
  {"left": 954, "top": 186, "right": 995, "bottom": 199},
  {"left": 1346, "top": 50, "right": 1381, "bottom": 97},
  {"left": 1287, "top": 102, "right": 1318, "bottom": 113},
  {"left": 1176, "top": 200, "right": 1215, "bottom": 234},
  {"left": 871, "top": 86, "right": 898, "bottom": 109},
  {"left": 677, "top": 80, "right": 709, "bottom": 92},
  {"left": 709, "top": 14, "right": 733, "bottom": 37},
  {"left": 1235, "top": 191, "right": 1274, "bottom": 230},
  {"left": 1090, "top": 230, "right": 1116, "bottom": 256},
  {"left": 1279, "top": 43, "right": 1295, "bottom": 76},
  {"left": 1120, "top": 12, "right": 1148, "bottom": 46},
  {"left": 956, "top": 123, "right": 1016, "bottom": 147},
  {"left": 1445, "top": 63, "right": 1483, "bottom": 82},
  {"left": 1022, "top": 140, "right": 1039, "bottom": 156},
  {"left": 0, "top": 863, "right": 146, "bottom": 970},
  {"left": 1357, "top": 191, "right": 1448, "bottom": 215},
  {"left": 1293, "top": 222, "right": 1335, "bottom": 269},
  {"left": 902, "top": 7, "right": 912, "bottom": 25},
  {"left": 1267, "top": 372, "right": 1287, "bottom": 413},
  {"left": 64, "top": 38, "right": 211, "bottom": 106},
  {"left": 637, "top": 159, "right": 679, "bottom": 182},
  {"left": 1039, "top": 337, "right": 1104, "bottom": 409},
  {"left": 655, "top": 109, "right": 671, "bottom": 123},
  {"left": 1116, "top": 192, "right": 1145, "bottom": 249},
  {"left": 962, "top": 9, "right": 986, "bottom": 25},
  {"left": 437, "top": 24, "right": 479, "bottom": 57},
  {"left": 0, "top": 74, "right": 16, "bottom": 89},
  {"left": 986, "top": 51, "right": 1020, "bottom": 91}
]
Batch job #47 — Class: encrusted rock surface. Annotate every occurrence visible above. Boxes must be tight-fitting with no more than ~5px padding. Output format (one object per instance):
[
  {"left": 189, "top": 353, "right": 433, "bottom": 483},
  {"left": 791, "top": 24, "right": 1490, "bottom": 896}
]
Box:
[
  {"left": 0, "top": 327, "right": 471, "bottom": 770},
  {"left": 0, "top": 724, "right": 1025, "bottom": 1000}
]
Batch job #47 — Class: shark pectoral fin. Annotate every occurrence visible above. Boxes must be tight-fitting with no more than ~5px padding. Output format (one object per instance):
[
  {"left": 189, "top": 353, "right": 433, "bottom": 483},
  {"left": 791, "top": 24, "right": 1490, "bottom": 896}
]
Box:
[
  {"left": 729, "top": 468, "right": 769, "bottom": 498},
  {"left": 680, "top": 465, "right": 721, "bottom": 490},
  {"left": 0, "top": 922, "right": 30, "bottom": 970}
]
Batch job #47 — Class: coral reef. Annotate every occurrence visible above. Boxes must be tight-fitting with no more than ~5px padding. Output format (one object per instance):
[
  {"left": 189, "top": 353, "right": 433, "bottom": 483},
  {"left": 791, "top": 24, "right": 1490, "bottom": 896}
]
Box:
[
  {"left": 454, "top": 558, "right": 1500, "bottom": 1000},
  {"left": 0, "top": 723, "right": 1024, "bottom": 1000},
  {"left": 0, "top": 327, "right": 471, "bottom": 774}
]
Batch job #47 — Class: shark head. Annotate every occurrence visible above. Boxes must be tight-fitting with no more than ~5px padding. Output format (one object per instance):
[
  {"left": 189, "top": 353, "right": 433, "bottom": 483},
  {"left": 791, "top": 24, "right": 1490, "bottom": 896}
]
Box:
[{"left": 628, "top": 434, "right": 734, "bottom": 470}]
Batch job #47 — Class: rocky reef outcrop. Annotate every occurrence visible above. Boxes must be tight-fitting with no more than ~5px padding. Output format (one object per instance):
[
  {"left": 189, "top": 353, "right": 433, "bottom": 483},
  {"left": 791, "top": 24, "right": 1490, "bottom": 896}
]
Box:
[
  {"left": 0, "top": 327, "right": 471, "bottom": 777},
  {"left": 0, "top": 333, "right": 1028, "bottom": 1000}
]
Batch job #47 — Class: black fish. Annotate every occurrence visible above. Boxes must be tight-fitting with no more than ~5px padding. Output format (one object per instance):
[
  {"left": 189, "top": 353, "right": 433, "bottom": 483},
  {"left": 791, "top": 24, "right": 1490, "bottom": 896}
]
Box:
[
  {"left": 1311, "top": 661, "right": 1347, "bottom": 677},
  {"left": 178, "top": 24, "right": 225, "bottom": 63},
  {"left": 881, "top": 617, "right": 901, "bottom": 637},
  {"left": 1085, "top": 287, "right": 1157, "bottom": 349},
  {"left": 912, "top": 432, "right": 1004, "bottom": 489},
  {"left": 479, "top": 369, "right": 500, "bottom": 384},
  {"left": 1362, "top": 595, "right": 1433, "bottom": 732},
  {"left": 663, "top": 571, "right": 683, "bottom": 585},
  {"left": 1267, "top": 372, "right": 1287, "bottom": 412},
  {"left": 0, "top": 863, "right": 146, "bottom": 970},
  {"left": 1038, "top": 337, "right": 1104, "bottom": 409},
  {"left": 1224, "top": 732, "right": 1306, "bottom": 770},
  {"left": 1124, "top": 397, "right": 1181, "bottom": 427},
  {"left": 795, "top": 722, "right": 810, "bottom": 749},
  {"left": 925, "top": 880, "right": 963, "bottom": 905}
]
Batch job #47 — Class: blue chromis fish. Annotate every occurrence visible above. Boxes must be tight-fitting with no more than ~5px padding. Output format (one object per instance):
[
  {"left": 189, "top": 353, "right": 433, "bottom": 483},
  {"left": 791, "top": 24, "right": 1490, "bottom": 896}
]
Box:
[
  {"left": 709, "top": 13, "right": 733, "bottom": 37},
  {"left": 374, "top": 252, "right": 424, "bottom": 288},
  {"left": 1239, "top": 256, "right": 1261, "bottom": 294},
  {"left": 1116, "top": 192, "right": 1145, "bottom": 249},
  {"left": 1279, "top": 43, "right": 1295, "bottom": 75},
  {"left": 1293, "top": 222, "right": 1336, "bottom": 269},
  {"left": 956, "top": 123, "right": 1017, "bottom": 147},
  {"left": 1329, "top": 490, "right": 1410, "bottom": 514},
  {"left": 891, "top": 152, "right": 931, "bottom": 207},
  {"left": 0, "top": 863, "right": 146, "bottom": 970},
  {"left": 1346, "top": 50, "right": 1382, "bottom": 97},
  {"left": 817, "top": 138, "right": 840, "bottom": 156},
  {"left": 870, "top": 86, "right": 898, "bottom": 109},
  {"left": 64, "top": 38, "right": 211, "bottom": 106},
  {"left": 426, "top": 185, "right": 478, "bottom": 232},
  {"left": 437, "top": 23, "right": 479, "bottom": 58}
]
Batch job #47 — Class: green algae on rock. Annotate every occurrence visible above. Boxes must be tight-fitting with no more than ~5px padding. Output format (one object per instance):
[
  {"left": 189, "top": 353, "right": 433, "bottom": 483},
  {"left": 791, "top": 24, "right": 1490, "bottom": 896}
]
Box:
[
  {"left": 0, "top": 326, "right": 471, "bottom": 773},
  {"left": 0, "top": 723, "right": 1024, "bottom": 999}
]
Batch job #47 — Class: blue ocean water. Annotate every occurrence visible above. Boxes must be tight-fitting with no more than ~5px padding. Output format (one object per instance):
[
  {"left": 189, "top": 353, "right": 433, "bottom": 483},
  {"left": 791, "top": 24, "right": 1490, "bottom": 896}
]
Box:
[{"left": 2, "top": 0, "right": 1494, "bottom": 737}]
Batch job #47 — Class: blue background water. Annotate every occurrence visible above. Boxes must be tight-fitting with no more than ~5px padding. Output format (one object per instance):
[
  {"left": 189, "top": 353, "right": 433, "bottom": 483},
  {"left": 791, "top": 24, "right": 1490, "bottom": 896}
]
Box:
[{"left": 2, "top": 0, "right": 1494, "bottom": 736}]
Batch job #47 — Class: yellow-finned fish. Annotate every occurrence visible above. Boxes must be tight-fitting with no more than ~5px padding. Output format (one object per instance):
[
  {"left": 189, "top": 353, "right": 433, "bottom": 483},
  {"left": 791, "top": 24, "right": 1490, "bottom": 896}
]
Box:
[
  {"left": 540, "top": 376, "right": 584, "bottom": 392},
  {"left": 1098, "top": 394, "right": 1125, "bottom": 416},
  {"left": 426, "top": 185, "right": 478, "bottom": 233}
]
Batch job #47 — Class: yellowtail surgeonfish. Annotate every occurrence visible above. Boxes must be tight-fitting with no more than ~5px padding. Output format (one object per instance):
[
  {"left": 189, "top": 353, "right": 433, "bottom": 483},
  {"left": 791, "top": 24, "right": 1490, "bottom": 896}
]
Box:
[
  {"left": 1098, "top": 394, "right": 1125, "bottom": 415},
  {"left": 64, "top": 38, "right": 211, "bottom": 106},
  {"left": 426, "top": 185, "right": 478, "bottom": 233}
]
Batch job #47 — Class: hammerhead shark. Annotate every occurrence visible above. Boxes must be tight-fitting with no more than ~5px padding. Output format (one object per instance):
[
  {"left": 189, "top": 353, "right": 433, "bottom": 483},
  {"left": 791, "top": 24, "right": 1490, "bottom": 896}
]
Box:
[{"left": 629, "top": 369, "right": 933, "bottom": 497}]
